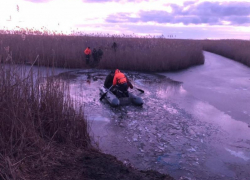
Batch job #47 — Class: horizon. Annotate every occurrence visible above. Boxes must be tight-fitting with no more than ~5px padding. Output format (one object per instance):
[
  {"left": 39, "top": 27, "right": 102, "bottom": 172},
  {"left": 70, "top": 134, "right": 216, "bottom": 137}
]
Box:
[{"left": 0, "top": 0, "right": 250, "bottom": 40}]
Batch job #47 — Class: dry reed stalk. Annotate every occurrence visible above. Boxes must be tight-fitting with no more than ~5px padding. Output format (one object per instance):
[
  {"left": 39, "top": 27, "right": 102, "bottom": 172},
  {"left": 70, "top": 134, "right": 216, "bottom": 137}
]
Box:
[{"left": 0, "top": 61, "right": 90, "bottom": 179}]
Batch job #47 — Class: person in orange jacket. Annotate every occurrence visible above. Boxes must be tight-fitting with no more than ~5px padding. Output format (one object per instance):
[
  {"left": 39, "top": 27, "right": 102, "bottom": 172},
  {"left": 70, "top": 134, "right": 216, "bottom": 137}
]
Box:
[
  {"left": 112, "top": 69, "right": 133, "bottom": 97},
  {"left": 84, "top": 47, "right": 91, "bottom": 65}
]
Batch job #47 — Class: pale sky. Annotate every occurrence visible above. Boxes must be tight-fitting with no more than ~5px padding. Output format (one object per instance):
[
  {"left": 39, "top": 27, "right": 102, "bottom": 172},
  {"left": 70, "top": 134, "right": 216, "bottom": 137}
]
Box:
[{"left": 0, "top": 0, "right": 250, "bottom": 39}]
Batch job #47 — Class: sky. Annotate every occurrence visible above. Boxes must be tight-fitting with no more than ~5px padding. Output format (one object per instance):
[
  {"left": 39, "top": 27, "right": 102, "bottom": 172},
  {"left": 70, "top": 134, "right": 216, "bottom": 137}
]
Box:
[{"left": 0, "top": 0, "right": 250, "bottom": 39}]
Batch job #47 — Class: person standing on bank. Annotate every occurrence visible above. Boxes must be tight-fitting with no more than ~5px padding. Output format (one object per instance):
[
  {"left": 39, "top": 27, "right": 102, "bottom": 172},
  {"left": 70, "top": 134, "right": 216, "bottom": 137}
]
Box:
[
  {"left": 92, "top": 48, "right": 98, "bottom": 63},
  {"left": 84, "top": 47, "right": 91, "bottom": 65},
  {"left": 97, "top": 47, "right": 103, "bottom": 63}
]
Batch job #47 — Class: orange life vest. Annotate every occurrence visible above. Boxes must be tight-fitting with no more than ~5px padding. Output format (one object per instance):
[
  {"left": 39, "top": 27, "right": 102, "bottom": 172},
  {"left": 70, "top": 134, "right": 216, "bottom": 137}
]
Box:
[
  {"left": 84, "top": 48, "right": 91, "bottom": 55},
  {"left": 113, "top": 69, "right": 127, "bottom": 86}
]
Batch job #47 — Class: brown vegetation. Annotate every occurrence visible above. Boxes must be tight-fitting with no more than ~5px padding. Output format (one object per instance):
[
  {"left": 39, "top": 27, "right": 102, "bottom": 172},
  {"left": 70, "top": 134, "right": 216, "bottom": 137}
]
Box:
[
  {"left": 0, "top": 30, "right": 204, "bottom": 72},
  {"left": 202, "top": 39, "right": 250, "bottom": 67},
  {"left": 100, "top": 38, "right": 204, "bottom": 71},
  {"left": 0, "top": 64, "right": 90, "bottom": 179}
]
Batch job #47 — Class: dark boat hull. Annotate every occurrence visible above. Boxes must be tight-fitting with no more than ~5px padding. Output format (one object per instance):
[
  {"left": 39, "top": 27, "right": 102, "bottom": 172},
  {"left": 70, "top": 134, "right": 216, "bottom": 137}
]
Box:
[{"left": 100, "top": 87, "right": 143, "bottom": 106}]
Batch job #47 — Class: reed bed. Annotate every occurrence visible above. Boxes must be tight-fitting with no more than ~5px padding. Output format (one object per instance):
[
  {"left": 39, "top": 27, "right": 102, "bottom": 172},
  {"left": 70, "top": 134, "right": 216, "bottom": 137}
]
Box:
[
  {"left": 0, "top": 30, "right": 204, "bottom": 71},
  {"left": 0, "top": 63, "right": 90, "bottom": 179},
  {"left": 99, "top": 38, "right": 204, "bottom": 71},
  {"left": 202, "top": 39, "right": 250, "bottom": 67}
]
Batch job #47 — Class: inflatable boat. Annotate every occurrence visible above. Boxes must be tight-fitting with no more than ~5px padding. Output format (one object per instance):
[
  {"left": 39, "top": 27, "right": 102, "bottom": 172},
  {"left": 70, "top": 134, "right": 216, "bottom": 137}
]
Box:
[{"left": 100, "top": 86, "right": 143, "bottom": 106}]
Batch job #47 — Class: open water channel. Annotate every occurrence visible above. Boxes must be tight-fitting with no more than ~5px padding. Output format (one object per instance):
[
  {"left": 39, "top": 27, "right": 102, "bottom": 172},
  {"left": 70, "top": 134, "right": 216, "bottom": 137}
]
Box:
[{"left": 12, "top": 51, "right": 250, "bottom": 180}]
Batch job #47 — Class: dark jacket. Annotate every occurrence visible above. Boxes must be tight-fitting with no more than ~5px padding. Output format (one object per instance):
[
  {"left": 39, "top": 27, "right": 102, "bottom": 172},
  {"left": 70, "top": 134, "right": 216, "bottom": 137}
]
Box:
[
  {"left": 104, "top": 72, "right": 114, "bottom": 89},
  {"left": 97, "top": 48, "right": 103, "bottom": 57}
]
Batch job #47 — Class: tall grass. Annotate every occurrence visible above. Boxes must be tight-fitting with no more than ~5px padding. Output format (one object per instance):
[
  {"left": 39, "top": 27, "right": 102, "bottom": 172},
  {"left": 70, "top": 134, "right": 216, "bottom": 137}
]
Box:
[
  {"left": 0, "top": 63, "right": 90, "bottom": 179},
  {"left": 100, "top": 38, "right": 204, "bottom": 71},
  {"left": 0, "top": 30, "right": 204, "bottom": 72},
  {"left": 202, "top": 39, "right": 250, "bottom": 67}
]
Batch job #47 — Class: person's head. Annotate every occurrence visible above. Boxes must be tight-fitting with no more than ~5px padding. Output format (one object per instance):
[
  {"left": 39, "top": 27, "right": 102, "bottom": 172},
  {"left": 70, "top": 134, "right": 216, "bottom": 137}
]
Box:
[
  {"left": 115, "top": 69, "right": 120, "bottom": 74},
  {"left": 110, "top": 70, "right": 115, "bottom": 76},
  {"left": 88, "top": 47, "right": 90, "bottom": 49}
]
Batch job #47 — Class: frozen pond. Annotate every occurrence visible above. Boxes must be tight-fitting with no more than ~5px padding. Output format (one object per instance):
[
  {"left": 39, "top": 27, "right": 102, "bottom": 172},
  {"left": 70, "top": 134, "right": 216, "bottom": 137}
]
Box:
[{"left": 15, "top": 51, "right": 249, "bottom": 180}]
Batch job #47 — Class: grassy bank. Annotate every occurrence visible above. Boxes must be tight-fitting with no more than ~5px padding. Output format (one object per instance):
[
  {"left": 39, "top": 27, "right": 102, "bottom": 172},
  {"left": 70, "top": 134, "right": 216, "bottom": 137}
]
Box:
[
  {"left": 202, "top": 39, "right": 250, "bottom": 67},
  {"left": 0, "top": 64, "right": 90, "bottom": 179},
  {"left": 0, "top": 33, "right": 204, "bottom": 72}
]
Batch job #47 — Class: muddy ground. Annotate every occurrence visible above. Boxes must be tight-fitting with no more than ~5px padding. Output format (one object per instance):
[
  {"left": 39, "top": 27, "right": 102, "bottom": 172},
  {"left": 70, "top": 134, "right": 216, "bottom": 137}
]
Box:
[{"left": 22, "top": 145, "right": 173, "bottom": 180}]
